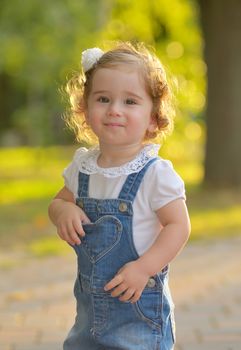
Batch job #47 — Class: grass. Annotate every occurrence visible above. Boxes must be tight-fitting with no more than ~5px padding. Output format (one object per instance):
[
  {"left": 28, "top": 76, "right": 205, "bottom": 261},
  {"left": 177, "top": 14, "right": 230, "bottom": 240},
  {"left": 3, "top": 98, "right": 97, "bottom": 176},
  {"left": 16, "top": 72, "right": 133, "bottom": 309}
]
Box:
[
  {"left": 0, "top": 144, "right": 241, "bottom": 260},
  {"left": 187, "top": 188, "right": 241, "bottom": 240},
  {"left": 0, "top": 146, "right": 72, "bottom": 204}
]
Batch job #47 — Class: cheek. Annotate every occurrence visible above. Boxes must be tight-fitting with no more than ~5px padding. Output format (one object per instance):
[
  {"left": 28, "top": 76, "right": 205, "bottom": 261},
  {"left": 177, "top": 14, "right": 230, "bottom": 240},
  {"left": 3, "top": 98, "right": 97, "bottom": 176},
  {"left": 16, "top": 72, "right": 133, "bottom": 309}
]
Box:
[{"left": 85, "top": 104, "right": 98, "bottom": 121}]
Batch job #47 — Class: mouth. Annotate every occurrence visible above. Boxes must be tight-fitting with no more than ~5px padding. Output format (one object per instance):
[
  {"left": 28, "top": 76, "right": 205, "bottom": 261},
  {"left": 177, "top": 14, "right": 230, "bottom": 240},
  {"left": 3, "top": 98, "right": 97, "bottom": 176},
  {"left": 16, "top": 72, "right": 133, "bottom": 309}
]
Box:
[{"left": 104, "top": 123, "right": 124, "bottom": 127}]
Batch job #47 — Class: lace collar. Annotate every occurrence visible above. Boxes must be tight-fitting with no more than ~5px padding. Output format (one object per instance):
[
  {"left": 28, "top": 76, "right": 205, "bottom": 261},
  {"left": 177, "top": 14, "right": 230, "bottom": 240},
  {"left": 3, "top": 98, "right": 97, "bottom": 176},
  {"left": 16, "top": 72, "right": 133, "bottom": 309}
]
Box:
[{"left": 78, "top": 144, "right": 160, "bottom": 178}]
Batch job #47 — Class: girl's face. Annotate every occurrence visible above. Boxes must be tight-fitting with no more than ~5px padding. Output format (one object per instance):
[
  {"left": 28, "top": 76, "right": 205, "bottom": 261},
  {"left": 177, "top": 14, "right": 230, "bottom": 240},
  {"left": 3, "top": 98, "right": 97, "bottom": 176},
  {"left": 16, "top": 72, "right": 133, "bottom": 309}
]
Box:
[{"left": 85, "top": 65, "right": 156, "bottom": 148}]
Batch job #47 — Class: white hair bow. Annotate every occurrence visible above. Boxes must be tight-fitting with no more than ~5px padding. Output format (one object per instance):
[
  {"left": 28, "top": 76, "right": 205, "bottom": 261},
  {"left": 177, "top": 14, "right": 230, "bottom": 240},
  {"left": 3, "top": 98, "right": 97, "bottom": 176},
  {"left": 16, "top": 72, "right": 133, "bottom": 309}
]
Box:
[{"left": 81, "top": 48, "right": 104, "bottom": 73}]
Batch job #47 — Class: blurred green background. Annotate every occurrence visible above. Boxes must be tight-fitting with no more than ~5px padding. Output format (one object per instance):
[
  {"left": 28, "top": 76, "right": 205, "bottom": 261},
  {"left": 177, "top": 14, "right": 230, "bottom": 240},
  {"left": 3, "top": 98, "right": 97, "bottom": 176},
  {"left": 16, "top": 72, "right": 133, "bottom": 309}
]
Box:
[{"left": 0, "top": 0, "right": 241, "bottom": 261}]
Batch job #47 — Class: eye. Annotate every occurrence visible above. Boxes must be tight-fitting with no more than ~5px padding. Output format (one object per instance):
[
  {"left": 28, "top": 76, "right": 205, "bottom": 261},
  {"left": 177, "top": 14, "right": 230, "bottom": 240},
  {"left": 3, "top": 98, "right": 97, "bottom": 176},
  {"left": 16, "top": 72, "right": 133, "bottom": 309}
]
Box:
[
  {"left": 125, "top": 98, "right": 137, "bottom": 105},
  {"left": 97, "top": 96, "right": 109, "bottom": 103}
]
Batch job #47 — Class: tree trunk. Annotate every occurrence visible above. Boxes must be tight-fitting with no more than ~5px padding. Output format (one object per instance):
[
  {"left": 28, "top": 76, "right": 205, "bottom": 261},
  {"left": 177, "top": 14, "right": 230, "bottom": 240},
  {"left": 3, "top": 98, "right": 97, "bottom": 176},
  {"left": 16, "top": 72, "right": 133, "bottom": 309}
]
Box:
[{"left": 199, "top": 0, "right": 241, "bottom": 187}]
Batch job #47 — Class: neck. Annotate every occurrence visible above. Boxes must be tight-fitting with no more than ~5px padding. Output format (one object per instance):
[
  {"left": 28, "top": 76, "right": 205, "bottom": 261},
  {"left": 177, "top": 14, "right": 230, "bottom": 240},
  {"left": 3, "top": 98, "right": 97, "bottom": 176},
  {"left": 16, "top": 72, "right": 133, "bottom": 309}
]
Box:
[{"left": 97, "top": 143, "right": 144, "bottom": 168}]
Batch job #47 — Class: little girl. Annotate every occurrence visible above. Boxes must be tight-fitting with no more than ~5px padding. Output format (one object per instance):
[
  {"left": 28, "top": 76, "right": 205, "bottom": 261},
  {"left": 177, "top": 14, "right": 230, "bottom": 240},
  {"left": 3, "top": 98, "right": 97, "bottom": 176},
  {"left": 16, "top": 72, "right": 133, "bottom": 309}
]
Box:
[{"left": 49, "top": 42, "right": 190, "bottom": 350}]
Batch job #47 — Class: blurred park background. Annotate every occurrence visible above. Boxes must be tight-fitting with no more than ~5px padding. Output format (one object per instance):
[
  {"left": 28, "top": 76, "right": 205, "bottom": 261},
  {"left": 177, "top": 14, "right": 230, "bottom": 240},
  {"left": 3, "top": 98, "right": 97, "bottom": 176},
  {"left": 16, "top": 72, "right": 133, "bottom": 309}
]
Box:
[{"left": 0, "top": 0, "right": 241, "bottom": 262}]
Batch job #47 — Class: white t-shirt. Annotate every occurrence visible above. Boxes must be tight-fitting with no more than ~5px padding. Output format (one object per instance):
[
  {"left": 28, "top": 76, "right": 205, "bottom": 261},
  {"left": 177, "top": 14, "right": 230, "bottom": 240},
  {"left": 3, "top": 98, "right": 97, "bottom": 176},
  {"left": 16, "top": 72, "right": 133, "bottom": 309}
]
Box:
[{"left": 63, "top": 144, "right": 186, "bottom": 256}]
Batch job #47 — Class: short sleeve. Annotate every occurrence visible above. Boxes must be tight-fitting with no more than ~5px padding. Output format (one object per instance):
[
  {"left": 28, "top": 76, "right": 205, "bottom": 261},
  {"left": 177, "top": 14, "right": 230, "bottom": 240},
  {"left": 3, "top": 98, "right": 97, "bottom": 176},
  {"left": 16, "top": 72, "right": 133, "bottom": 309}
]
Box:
[
  {"left": 144, "top": 159, "right": 186, "bottom": 211},
  {"left": 62, "top": 147, "right": 87, "bottom": 197}
]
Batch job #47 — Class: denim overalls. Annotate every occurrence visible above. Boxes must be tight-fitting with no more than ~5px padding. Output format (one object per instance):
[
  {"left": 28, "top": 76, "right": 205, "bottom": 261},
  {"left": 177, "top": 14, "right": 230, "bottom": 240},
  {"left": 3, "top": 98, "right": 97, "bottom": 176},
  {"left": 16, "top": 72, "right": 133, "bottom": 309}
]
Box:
[{"left": 64, "top": 158, "right": 175, "bottom": 350}]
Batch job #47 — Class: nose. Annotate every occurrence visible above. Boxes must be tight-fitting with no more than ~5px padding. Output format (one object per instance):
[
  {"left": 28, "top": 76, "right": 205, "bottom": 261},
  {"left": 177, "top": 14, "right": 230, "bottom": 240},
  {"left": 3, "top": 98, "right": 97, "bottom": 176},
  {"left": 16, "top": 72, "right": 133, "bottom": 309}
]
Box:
[{"left": 107, "top": 101, "right": 121, "bottom": 117}]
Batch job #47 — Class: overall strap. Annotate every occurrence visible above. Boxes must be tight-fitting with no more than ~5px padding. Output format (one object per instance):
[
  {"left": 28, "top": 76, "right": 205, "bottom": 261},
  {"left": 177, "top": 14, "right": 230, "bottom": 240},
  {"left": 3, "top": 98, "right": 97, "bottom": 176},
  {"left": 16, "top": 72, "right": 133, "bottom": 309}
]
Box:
[
  {"left": 77, "top": 172, "right": 90, "bottom": 197},
  {"left": 118, "top": 157, "right": 158, "bottom": 202}
]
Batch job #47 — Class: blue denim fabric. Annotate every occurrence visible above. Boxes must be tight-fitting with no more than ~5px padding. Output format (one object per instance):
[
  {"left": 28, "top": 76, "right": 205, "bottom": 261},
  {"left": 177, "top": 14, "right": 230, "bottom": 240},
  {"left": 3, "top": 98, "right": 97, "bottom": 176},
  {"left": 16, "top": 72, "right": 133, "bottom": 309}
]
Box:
[{"left": 63, "top": 158, "right": 175, "bottom": 350}]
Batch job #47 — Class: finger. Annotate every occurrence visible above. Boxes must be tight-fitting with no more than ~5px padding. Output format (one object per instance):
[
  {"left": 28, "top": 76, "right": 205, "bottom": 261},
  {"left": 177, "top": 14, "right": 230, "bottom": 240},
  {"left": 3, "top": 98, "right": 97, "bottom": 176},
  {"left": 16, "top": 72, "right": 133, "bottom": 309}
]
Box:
[
  {"left": 73, "top": 220, "right": 85, "bottom": 237},
  {"left": 65, "top": 222, "right": 80, "bottom": 244},
  {"left": 119, "top": 288, "right": 135, "bottom": 302},
  {"left": 104, "top": 274, "right": 123, "bottom": 291},
  {"left": 80, "top": 212, "right": 91, "bottom": 224},
  {"left": 110, "top": 284, "right": 128, "bottom": 297},
  {"left": 57, "top": 225, "right": 69, "bottom": 241},
  {"left": 130, "top": 290, "right": 142, "bottom": 304},
  {"left": 78, "top": 207, "right": 91, "bottom": 224},
  {"left": 67, "top": 224, "right": 81, "bottom": 245},
  {"left": 57, "top": 226, "right": 65, "bottom": 240},
  {"left": 58, "top": 227, "right": 76, "bottom": 245}
]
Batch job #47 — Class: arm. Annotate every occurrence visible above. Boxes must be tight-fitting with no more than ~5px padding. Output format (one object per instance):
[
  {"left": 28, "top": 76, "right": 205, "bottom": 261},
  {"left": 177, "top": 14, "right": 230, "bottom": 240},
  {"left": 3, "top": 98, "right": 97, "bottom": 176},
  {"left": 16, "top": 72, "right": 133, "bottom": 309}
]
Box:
[
  {"left": 48, "top": 186, "right": 90, "bottom": 245},
  {"left": 104, "top": 198, "right": 191, "bottom": 302}
]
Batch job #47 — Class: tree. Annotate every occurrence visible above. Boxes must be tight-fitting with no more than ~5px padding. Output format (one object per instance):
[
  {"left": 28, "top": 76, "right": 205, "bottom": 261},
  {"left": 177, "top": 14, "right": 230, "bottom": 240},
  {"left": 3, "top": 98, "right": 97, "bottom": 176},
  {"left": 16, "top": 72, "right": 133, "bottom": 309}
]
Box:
[
  {"left": 199, "top": 0, "right": 241, "bottom": 187},
  {"left": 0, "top": 0, "right": 105, "bottom": 145}
]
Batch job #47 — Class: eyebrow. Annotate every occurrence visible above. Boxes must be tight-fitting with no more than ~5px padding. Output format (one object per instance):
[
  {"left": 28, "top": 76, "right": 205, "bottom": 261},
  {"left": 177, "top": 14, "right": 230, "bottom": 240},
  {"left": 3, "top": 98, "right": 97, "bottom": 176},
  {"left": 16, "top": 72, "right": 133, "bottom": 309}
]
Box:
[
  {"left": 124, "top": 91, "right": 144, "bottom": 100},
  {"left": 92, "top": 90, "right": 109, "bottom": 95},
  {"left": 92, "top": 90, "right": 144, "bottom": 100}
]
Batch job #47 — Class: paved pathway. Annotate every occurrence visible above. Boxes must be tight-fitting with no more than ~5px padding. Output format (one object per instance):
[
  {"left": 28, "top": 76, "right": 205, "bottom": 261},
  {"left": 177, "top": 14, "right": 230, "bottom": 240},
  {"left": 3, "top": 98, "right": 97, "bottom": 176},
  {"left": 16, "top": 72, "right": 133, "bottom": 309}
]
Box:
[{"left": 0, "top": 237, "right": 241, "bottom": 349}]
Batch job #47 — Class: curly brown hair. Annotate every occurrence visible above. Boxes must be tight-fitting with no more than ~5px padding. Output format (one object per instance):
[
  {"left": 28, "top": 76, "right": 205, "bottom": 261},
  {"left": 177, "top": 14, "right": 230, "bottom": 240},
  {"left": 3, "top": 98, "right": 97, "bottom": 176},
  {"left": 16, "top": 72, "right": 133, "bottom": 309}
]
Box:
[{"left": 64, "top": 42, "right": 175, "bottom": 143}]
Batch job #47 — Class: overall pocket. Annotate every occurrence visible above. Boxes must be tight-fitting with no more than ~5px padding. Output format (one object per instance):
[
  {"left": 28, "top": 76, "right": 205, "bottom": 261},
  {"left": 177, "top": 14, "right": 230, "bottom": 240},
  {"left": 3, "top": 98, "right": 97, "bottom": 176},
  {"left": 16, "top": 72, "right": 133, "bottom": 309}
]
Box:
[
  {"left": 80, "top": 215, "right": 123, "bottom": 263},
  {"left": 133, "top": 287, "right": 162, "bottom": 331}
]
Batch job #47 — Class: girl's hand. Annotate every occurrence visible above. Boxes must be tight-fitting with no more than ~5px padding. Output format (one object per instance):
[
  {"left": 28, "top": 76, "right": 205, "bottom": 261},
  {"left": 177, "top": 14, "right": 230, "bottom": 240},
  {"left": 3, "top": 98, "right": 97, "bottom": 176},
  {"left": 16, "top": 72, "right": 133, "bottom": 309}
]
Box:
[
  {"left": 55, "top": 201, "right": 90, "bottom": 245},
  {"left": 104, "top": 260, "right": 150, "bottom": 303}
]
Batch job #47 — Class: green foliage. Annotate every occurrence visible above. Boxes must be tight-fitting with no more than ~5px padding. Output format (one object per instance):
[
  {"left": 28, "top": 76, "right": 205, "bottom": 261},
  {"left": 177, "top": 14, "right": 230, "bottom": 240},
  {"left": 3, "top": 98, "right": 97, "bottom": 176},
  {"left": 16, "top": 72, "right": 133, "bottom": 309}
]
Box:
[
  {"left": 0, "top": 0, "right": 105, "bottom": 145},
  {"left": 0, "top": 0, "right": 205, "bottom": 146}
]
